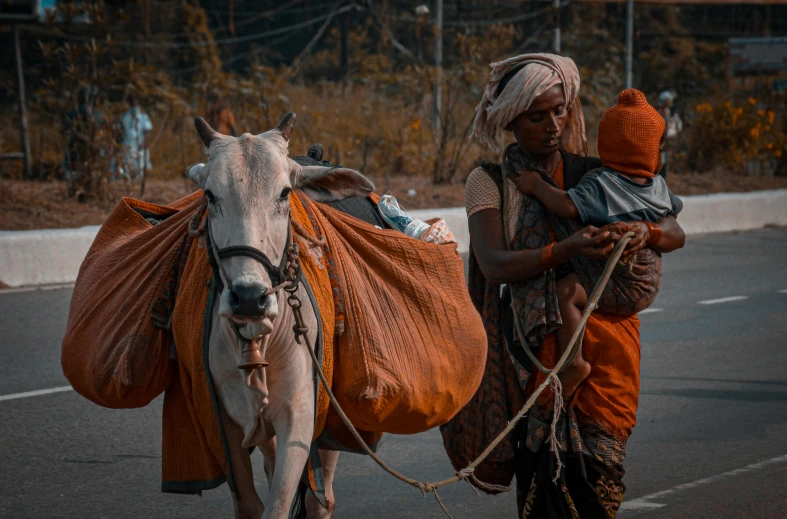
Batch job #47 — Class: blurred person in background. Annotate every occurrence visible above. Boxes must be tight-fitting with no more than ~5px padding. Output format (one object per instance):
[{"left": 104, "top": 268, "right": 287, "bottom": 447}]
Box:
[
  {"left": 120, "top": 94, "right": 153, "bottom": 181},
  {"left": 657, "top": 90, "right": 682, "bottom": 179},
  {"left": 206, "top": 98, "right": 237, "bottom": 137}
]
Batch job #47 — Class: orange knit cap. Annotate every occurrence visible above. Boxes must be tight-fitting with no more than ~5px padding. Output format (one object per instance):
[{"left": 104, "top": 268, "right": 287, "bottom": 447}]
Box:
[{"left": 597, "top": 89, "right": 665, "bottom": 178}]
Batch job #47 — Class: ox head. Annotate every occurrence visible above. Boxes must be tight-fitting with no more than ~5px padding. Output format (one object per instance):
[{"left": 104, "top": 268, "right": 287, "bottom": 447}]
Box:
[{"left": 188, "top": 113, "right": 374, "bottom": 339}]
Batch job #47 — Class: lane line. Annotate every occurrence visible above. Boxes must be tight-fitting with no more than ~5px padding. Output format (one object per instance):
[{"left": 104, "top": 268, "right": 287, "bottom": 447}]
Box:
[
  {"left": 0, "top": 283, "right": 74, "bottom": 295},
  {"left": 639, "top": 308, "right": 663, "bottom": 315},
  {"left": 780, "top": 289, "right": 787, "bottom": 294},
  {"left": 620, "top": 453, "right": 787, "bottom": 513},
  {"left": 697, "top": 295, "right": 749, "bottom": 305},
  {"left": 0, "top": 386, "right": 73, "bottom": 402}
]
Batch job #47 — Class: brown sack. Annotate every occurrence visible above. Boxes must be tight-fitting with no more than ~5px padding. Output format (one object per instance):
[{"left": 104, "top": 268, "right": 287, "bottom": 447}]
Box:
[
  {"left": 61, "top": 191, "right": 205, "bottom": 409},
  {"left": 309, "top": 199, "right": 488, "bottom": 435}
]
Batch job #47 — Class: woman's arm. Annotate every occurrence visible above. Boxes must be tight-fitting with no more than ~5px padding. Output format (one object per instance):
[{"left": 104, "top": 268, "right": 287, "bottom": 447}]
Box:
[
  {"left": 651, "top": 215, "right": 686, "bottom": 253},
  {"left": 469, "top": 208, "right": 615, "bottom": 285}
]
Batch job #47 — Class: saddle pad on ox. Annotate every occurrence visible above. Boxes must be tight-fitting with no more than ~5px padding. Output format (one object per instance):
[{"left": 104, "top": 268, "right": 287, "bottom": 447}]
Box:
[
  {"left": 61, "top": 191, "right": 205, "bottom": 409},
  {"left": 307, "top": 196, "right": 488, "bottom": 435},
  {"left": 161, "top": 191, "right": 338, "bottom": 493}
]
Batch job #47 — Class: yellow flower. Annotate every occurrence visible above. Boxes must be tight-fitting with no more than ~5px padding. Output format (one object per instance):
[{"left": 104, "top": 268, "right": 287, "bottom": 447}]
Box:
[
  {"left": 411, "top": 118, "right": 422, "bottom": 131},
  {"left": 735, "top": 108, "right": 743, "bottom": 117},
  {"left": 750, "top": 127, "right": 760, "bottom": 139},
  {"left": 766, "top": 143, "right": 774, "bottom": 150},
  {"left": 748, "top": 97, "right": 757, "bottom": 105},
  {"left": 776, "top": 150, "right": 783, "bottom": 159},
  {"left": 768, "top": 111, "right": 775, "bottom": 125}
]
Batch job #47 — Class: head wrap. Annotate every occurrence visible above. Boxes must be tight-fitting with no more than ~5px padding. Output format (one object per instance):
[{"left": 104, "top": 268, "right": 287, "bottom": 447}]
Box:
[
  {"left": 471, "top": 53, "right": 587, "bottom": 156},
  {"left": 597, "top": 89, "right": 665, "bottom": 178}
]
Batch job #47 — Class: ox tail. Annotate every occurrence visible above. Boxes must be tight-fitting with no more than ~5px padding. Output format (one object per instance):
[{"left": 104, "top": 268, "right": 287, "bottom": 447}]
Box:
[{"left": 288, "top": 480, "right": 308, "bottom": 519}]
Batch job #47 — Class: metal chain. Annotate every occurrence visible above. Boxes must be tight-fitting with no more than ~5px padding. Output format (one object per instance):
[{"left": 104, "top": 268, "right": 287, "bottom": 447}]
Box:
[{"left": 283, "top": 241, "right": 309, "bottom": 345}]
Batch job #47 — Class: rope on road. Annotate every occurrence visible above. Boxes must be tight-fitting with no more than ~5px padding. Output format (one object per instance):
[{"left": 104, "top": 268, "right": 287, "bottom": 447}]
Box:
[{"left": 304, "top": 232, "right": 636, "bottom": 518}]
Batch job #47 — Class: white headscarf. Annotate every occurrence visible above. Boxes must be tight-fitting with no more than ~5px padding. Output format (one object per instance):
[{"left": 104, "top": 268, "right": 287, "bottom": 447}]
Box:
[{"left": 471, "top": 53, "right": 588, "bottom": 156}]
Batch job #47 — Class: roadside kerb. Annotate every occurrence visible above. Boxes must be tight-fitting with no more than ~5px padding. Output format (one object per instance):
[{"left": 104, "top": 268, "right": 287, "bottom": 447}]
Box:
[
  {"left": 1, "top": 189, "right": 786, "bottom": 287},
  {"left": 0, "top": 226, "right": 100, "bottom": 288}
]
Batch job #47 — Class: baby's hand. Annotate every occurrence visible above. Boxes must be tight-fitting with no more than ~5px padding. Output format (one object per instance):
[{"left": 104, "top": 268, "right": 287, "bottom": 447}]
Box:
[{"left": 514, "top": 170, "right": 542, "bottom": 195}]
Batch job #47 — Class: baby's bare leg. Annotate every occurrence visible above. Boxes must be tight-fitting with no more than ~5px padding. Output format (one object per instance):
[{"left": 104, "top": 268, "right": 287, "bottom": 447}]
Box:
[{"left": 556, "top": 273, "right": 591, "bottom": 397}]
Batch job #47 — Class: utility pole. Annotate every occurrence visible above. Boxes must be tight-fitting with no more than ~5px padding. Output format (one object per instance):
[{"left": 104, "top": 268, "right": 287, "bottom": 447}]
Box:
[
  {"left": 340, "top": 8, "right": 349, "bottom": 92},
  {"left": 553, "top": 0, "right": 560, "bottom": 54},
  {"left": 625, "top": 0, "right": 634, "bottom": 89},
  {"left": 433, "top": 0, "right": 443, "bottom": 137},
  {"left": 13, "top": 25, "right": 32, "bottom": 179}
]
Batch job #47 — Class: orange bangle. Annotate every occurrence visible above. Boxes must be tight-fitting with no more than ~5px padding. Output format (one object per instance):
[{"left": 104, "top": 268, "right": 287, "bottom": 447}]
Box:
[
  {"left": 645, "top": 222, "right": 662, "bottom": 247},
  {"left": 541, "top": 242, "right": 560, "bottom": 269}
]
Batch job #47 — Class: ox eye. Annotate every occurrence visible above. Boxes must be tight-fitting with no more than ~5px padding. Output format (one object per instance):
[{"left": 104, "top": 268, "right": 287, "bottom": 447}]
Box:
[
  {"left": 279, "top": 187, "right": 292, "bottom": 201},
  {"left": 205, "top": 190, "right": 216, "bottom": 205}
]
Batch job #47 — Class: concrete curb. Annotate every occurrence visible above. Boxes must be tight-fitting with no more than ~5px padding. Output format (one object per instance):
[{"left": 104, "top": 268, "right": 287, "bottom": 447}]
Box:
[
  {"left": 1, "top": 190, "right": 786, "bottom": 288},
  {"left": 0, "top": 226, "right": 100, "bottom": 288}
]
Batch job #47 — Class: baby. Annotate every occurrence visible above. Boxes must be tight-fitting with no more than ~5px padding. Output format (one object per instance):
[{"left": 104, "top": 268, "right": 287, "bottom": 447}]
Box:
[{"left": 515, "top": 88, "right": 683, "bottom": 396}]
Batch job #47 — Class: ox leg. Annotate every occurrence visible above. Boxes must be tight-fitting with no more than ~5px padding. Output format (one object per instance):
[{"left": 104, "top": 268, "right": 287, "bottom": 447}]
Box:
[
  {"left": 258, "top": 434, "right": 277, "bottom": 490},
  {"left": 263, "top": 411, "right": 313, "bottom": 519},
  {"left": 305, "top": 449, "right": 340, "bottom": 518},
  {"left": 220, "top": 406, "right": 264, "bottom": 519}
]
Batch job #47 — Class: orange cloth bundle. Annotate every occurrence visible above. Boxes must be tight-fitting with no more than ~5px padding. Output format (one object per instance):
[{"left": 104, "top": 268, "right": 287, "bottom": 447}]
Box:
[
  {"left": 61, "top": 191, "right": 204, "bottom": 409},
  {"left": 309, "top": 197, "right": 487, "bottom": 436},
  {"left": 597, "top": 88, "right": 665, "bottom": 178}
]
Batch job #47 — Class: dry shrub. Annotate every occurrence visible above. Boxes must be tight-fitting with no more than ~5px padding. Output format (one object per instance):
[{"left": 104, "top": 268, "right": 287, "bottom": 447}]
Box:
[{"left": 680, "top": 97, "right": 784, "bottom": 174}]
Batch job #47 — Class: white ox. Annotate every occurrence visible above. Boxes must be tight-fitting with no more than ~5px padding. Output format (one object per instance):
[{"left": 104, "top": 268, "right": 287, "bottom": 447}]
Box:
[{"left": 187, "top": 114, "right": 374, "bottom": 519}]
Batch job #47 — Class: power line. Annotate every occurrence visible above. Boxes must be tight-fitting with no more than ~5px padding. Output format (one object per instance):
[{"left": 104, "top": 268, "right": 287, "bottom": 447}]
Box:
[
  {"left": 22, "top": 4, "right": 360, "bottom": 49},
  {"left": 443, "top": 1, "right": 569, "bottom": 27}
]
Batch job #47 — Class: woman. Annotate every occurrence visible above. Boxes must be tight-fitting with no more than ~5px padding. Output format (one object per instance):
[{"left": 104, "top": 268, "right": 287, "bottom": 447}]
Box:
[{"left": 440, "top": 54, "right": 685, "bottom": 518}]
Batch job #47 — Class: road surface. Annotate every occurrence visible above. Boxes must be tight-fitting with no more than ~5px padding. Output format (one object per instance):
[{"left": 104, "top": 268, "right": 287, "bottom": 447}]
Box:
[{"left": 1, "top": 228, "right": 786, "bottom": 518}]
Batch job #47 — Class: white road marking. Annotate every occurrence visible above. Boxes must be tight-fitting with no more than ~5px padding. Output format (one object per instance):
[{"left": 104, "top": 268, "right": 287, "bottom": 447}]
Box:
[
  {"left": 697, "top": 295, "right": 749, "bottom": 305},
  {"left": 0, "top": 386, "right": 73, "bottom": 402},
  {"left": 639, "top": 308, "right": 663, "bottom": 315},
  {"left": 0, "top": 283, "right": 74, "bottom": 295},
  {"left": 780, "top": 289, "right": 787, "bottom": 294},
  {"left": 620, "top": 453, "right": 787, "bottom": 513}
]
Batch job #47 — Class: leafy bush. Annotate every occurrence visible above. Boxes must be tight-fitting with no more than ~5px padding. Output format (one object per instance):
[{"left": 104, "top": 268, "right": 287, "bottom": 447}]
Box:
[{"left": 680, "top": 98, "right": 784, "bottom": 174}]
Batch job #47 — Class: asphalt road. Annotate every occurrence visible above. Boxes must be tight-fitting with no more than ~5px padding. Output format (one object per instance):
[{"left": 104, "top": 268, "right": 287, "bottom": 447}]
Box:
[{"left": 1, "top": 228, "right": 786, "bottom": 519}]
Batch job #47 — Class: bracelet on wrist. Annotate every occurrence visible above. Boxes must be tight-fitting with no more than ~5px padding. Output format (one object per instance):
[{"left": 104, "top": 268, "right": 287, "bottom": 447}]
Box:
[
  {"left": 645, "top": 222, "right": 662, "bottom": 247},
  {"left": 540, "top": 242, "right": 561, "bottom": 269}
]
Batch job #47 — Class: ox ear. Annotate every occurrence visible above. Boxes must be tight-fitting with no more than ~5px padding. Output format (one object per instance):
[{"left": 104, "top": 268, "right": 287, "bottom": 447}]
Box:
[
  {"left": 293, "top": 165, "right": 375, "bottom": 203},
  {"left": 194, "top": 117, "right": 220, "bottom": 149},
  {"left": 187, "top": 163, "right": 208, "bottom": 188}
]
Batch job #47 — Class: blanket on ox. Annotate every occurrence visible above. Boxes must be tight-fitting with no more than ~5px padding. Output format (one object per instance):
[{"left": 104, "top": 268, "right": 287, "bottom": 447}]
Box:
[
  {"left": 161, "top": 190, "right": 336, "bottom": 494},
  {"left": 162, "top": 190, "right": 486, "bottom": 493}
]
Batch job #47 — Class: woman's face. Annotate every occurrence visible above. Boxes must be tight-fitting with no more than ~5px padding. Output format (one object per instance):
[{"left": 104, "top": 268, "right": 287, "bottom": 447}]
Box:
[{"left": 508, "top": 84, "right": 568, "bottom": 159}]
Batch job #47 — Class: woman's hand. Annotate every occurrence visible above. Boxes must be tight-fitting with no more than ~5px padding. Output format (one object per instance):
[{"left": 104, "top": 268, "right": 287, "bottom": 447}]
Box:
[
  {"left": 620, "top": 221, "right": 649, "bottom": 262},
  {"left": 556, "top": 226, "right": 615, "bottom": 261},
  {"left": 514, "top": 170, "right": 542, "bottom": 195}
]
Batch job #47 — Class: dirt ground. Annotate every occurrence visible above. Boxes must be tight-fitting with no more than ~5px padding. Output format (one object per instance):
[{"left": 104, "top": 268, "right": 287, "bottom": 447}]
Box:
[{"left": 1, "top": 172, "right": 786, "bottom": 231}]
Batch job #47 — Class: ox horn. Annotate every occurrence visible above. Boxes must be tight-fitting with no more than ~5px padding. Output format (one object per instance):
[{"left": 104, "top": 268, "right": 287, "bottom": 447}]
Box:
[
  {"left": 194, "top": 117, "right": 220, "bottom": 148},
  {"left": 275, "top": 112, "right": 297, "bottom": 141}
]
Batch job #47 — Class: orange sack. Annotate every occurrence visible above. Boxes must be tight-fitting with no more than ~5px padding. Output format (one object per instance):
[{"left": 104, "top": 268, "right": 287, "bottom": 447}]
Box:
[
  {"left": 61, "top": 192, "right": 205, "bottom": 409},
  {"left": 308, "top": 198, "right": 488, "bottom": 435}
]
